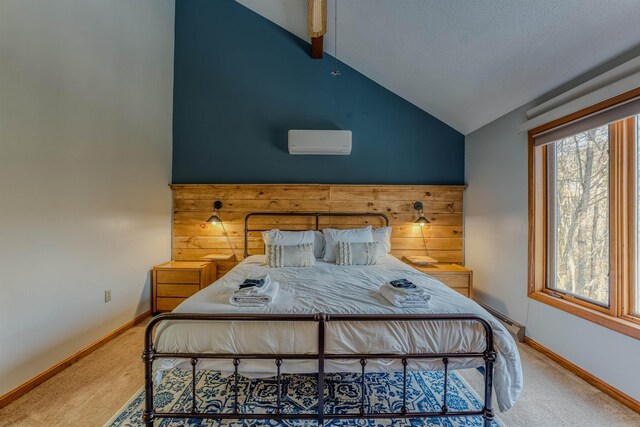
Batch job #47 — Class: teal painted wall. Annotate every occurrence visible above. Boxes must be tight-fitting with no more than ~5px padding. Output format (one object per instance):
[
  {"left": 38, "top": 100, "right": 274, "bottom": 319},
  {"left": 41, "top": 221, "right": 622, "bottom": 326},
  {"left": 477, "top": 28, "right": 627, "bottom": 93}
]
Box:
[{"left": 172, "top": 0, "right": 464, "bottom": 184}]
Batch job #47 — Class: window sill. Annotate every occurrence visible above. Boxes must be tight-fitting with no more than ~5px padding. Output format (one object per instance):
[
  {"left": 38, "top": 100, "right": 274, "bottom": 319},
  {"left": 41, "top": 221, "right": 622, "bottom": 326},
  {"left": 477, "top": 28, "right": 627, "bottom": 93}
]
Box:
[{"left": 529, "top": 291, "right": 640, "bottom": 340}]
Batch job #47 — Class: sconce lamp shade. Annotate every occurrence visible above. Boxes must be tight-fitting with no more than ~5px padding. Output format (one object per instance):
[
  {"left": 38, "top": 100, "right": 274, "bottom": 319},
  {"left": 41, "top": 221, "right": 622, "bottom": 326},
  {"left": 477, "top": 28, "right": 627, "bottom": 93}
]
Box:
[
  {"left": 415, "top": 215, "right": 429, "bottom": 227},
  {"left": 206, "top": 201, "right": 223, "bottom": 225},
  {"left": 207, "top": 213, "right": 221, "bottom": 225},
  {"left": 413, "top": 201, "right": 430, "bottom": 227}
]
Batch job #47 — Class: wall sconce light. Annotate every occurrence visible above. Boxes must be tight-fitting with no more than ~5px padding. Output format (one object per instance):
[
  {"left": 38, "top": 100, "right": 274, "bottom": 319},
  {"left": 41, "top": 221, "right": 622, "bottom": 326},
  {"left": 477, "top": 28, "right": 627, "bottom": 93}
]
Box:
[
  {"left": 414, "top": 201, "right": 430, "bottom": 227},
  {"left": 206, "top": 201, "right": 223, "bottom": 225}
]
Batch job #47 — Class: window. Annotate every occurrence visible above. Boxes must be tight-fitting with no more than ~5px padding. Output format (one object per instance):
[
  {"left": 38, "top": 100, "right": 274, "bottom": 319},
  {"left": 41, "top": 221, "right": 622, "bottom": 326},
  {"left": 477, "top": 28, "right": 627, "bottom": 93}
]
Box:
[
  {"left": 547, "top": 126, "right": 610, "bottom": 307},
  {"left": 529, "top": 90, "right": 640, "bottom": 339}
]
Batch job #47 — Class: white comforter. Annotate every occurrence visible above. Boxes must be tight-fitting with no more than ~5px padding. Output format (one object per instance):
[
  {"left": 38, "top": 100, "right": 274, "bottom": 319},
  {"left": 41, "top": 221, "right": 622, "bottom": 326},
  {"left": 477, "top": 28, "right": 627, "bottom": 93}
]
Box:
[{"left": 154, "top": 255, "right": 522, "bottom": 411}]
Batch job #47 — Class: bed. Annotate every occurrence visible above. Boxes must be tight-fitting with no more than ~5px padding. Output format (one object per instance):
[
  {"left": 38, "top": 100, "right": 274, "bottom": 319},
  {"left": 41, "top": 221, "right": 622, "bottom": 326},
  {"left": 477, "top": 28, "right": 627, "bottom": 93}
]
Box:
[{"left": 142, "top": 212, "right": 523, "bottom": 426}]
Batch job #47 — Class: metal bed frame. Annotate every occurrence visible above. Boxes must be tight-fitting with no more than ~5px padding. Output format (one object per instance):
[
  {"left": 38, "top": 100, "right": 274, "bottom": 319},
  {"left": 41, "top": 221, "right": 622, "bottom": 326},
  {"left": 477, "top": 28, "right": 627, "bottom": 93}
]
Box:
[{"left": 142, "top": 212, "right": 496, "bottom": 426}]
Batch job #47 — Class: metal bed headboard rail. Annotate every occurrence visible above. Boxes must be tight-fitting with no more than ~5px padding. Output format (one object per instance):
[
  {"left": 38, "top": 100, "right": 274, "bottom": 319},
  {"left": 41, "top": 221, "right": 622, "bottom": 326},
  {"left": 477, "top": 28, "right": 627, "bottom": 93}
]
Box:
[{"left": 244, "top": 212, "right": 390, "bottom": 258}]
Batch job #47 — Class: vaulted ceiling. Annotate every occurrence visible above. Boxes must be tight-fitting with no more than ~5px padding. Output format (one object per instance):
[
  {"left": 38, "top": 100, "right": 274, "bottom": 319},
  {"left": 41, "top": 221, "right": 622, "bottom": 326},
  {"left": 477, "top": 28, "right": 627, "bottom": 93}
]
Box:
[{"left": 236, "top": 0, "right": 640, "bottom": 134}]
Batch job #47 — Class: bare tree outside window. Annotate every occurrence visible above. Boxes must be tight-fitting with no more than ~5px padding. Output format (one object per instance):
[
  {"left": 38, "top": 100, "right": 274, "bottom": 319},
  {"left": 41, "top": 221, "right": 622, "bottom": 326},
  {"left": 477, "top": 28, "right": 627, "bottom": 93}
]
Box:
[{"left": 548, "top": 125, "right": 610, "bottom": 306}]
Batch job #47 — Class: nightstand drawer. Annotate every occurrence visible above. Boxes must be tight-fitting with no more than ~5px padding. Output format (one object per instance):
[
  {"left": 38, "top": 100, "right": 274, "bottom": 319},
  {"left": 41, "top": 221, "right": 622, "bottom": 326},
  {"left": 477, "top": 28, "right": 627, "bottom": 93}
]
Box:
[
  {"left": 152, "top": 261, "right": 212, "bottom": 313},
  {"left": 156, "top": 284, "right": 200, "bottom": 298},
  {"left": 156, "top": 297, "right": 187, "bottom": 312},
  {"left": 404, "top": 261, "right": 473, "bottom": 299},
  {"left": 454, "top": 288, "right": 470, "bottom": 297},
  {"left": 429, "top": 273, "right": 470, "bottom": 289},
  {"left": 156, "top": 270, "right": 201, "bottom": 284}
]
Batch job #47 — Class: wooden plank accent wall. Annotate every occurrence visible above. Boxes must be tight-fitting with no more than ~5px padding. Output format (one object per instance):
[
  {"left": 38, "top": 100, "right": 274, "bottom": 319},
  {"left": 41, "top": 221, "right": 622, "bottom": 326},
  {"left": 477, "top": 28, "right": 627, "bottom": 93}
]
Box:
[{"left": 171, "top": 184, "right": 465, "bottom": 278}]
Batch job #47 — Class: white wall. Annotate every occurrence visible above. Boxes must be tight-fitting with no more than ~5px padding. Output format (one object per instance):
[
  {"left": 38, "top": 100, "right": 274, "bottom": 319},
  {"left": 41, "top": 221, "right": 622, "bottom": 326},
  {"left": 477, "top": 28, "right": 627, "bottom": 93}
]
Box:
[
  {"left": 465, "top": 66, "right": 640, "bottom": 400},
  {"left": 0, "top": 0, "right": 174, "bottom": 396}
]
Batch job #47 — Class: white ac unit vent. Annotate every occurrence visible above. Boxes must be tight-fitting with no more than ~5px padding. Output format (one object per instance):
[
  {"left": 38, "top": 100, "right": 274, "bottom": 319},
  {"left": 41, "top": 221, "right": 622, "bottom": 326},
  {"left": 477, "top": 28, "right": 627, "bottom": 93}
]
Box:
[{"left": 288, "top": 130, "right": 352, "bottom": 155}]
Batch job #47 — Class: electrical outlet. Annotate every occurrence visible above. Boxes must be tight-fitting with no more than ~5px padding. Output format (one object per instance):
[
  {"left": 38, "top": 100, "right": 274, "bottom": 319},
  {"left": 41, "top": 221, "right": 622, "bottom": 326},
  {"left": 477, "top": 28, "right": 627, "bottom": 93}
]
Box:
[{"left": 105, "top": 289, "right": 112, "bottom": 303}]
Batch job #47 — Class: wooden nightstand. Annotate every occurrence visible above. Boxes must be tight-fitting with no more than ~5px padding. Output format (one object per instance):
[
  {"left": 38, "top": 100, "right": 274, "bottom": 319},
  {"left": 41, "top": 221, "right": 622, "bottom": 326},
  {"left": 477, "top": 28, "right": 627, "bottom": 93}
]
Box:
[
  {"left": 200, "top": 253, "right": 234, "bottom": 280},
  {"left": 404, "top": 260, "right": 473, "bottom": 298},
  {"left": 152, "top": 261, "right": 215, "bottom": 313},
  {"left": 177, "top": 253, "right": 234, "bottom": 282}
]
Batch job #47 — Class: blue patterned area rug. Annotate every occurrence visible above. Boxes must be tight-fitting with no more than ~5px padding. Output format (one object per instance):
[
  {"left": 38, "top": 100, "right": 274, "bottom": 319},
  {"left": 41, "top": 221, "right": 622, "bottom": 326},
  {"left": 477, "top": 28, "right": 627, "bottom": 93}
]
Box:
[{"left": 106, "top": 369, "right": 504, "bottom": 426}]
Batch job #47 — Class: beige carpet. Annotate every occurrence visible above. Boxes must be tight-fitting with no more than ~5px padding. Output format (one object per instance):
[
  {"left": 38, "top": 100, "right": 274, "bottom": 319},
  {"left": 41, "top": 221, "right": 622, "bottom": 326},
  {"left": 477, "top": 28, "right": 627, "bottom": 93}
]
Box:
[{"left": 0, "top": 323, "right": 638, "bottom": 427}]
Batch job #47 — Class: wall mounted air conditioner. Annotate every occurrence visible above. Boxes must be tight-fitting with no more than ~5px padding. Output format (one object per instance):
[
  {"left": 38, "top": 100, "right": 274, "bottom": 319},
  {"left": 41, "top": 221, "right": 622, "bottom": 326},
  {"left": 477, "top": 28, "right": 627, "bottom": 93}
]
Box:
[{"left": 288, "top": 130, "right": 352, "bottom": 155}]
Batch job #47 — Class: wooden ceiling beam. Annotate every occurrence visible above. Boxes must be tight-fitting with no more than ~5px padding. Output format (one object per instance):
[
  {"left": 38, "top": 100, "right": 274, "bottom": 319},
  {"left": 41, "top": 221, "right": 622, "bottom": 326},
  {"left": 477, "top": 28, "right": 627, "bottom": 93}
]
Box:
[{"left": 308, "top": 0, "right": 327, "bottom": 59}]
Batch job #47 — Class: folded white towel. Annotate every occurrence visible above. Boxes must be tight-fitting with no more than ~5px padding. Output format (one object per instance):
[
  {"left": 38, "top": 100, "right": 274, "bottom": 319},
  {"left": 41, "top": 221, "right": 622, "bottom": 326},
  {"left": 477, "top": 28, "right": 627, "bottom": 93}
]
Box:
[
  {"left": 235, "top": 275, "right": 272, "bottom": 295},
  {"left": 230, "top": 281, "right": 280, "bottom": 307},
  {"left": 382, "top": 282, "right": 425, "bottom": 296},
  {"left": 380, "top": 284, "right": 431, "bottom": 308}
]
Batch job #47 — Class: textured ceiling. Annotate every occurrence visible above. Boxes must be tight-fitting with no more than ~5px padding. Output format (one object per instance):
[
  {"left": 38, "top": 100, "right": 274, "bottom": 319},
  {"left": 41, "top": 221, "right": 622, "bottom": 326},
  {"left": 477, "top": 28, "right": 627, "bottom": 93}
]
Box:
[{"left": 235, "top": 0, "right": 640, "bottom": 134}]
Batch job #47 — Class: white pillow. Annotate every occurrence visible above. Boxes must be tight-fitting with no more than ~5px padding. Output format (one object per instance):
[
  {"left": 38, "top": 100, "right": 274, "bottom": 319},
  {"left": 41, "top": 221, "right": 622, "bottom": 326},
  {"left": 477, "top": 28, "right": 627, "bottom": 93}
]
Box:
[
  {"left": 372, "top": 226, "right": 392, "bottom": 256},
  {"left": 336, "top": 242, "right": 379, "bottom": 266},
  {"left": 313, "top": 230, "right": 325, "bottom": 259},
  {"left": 266, "top": 243, "right": 316, "bottom": 268},
  {"left": 261, "top": 229, "right": 315, "bottom": 246},
  {"left": 262, "top": 229, "right": 325, "bottom": 258},
  {"left": 322, "top": 226, "right": 373, "bottom": 262}
]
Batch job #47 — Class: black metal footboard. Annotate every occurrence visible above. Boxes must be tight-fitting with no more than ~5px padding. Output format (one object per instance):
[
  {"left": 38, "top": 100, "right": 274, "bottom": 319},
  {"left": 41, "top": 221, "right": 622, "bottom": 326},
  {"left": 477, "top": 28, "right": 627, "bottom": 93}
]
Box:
[{"left": 142, "top": 313, "right": 496, "bottom": 426}]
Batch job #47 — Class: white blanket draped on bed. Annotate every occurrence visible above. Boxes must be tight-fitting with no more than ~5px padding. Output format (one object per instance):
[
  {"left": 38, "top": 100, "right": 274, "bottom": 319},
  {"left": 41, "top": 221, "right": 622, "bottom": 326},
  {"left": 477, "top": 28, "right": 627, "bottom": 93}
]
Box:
[{"left": 154, "top": 255, "right": 523, "bottom": 411}]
